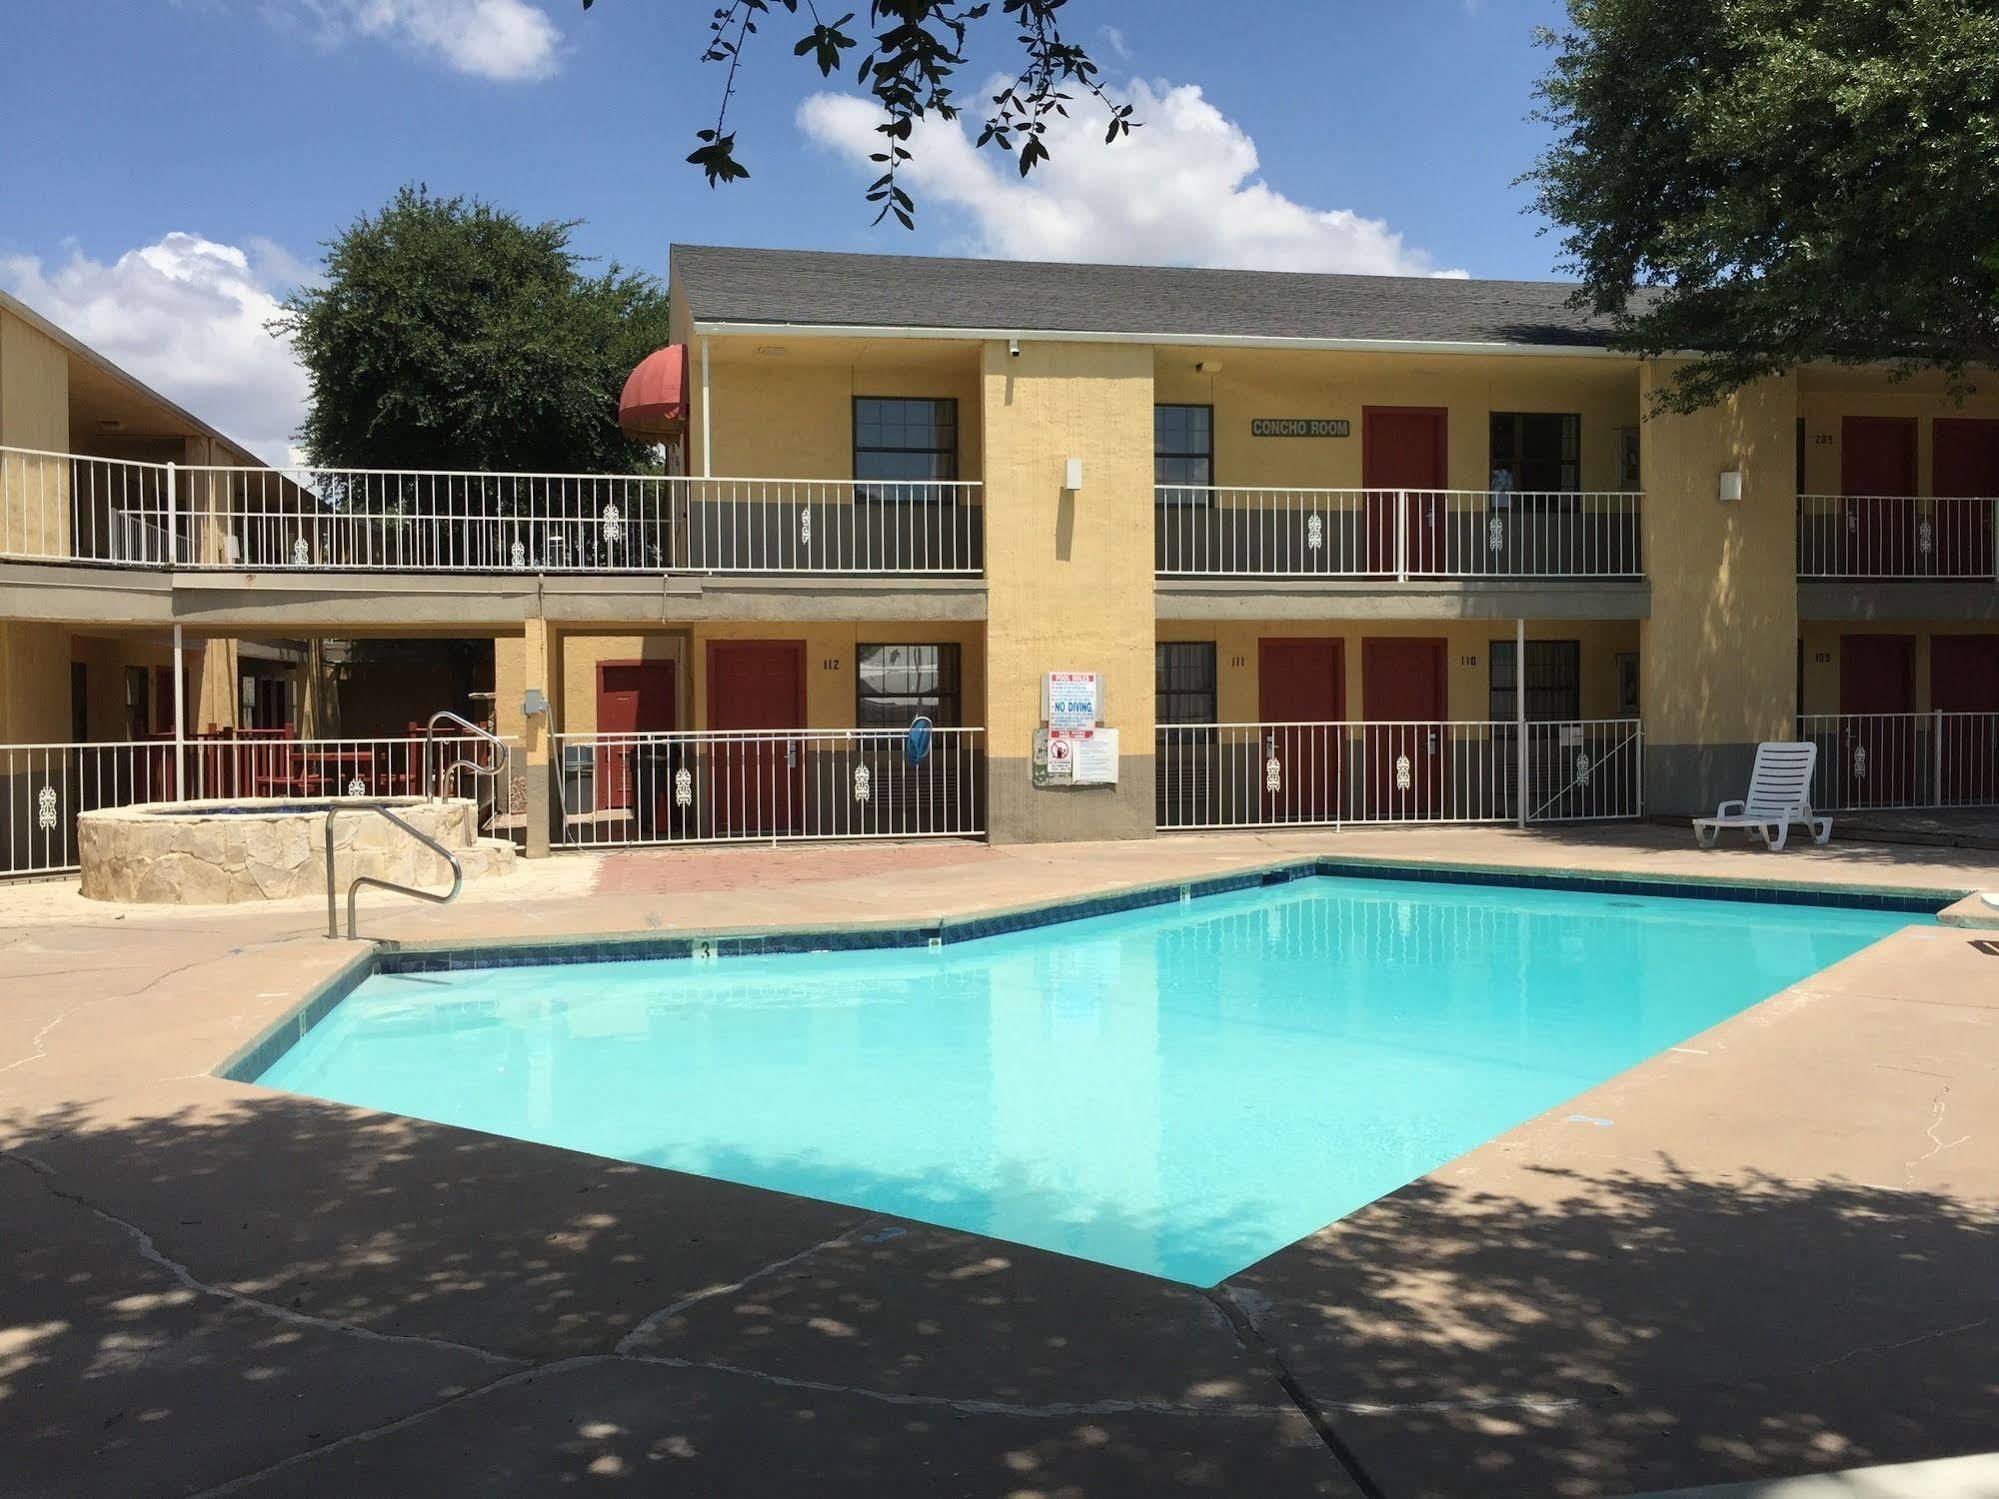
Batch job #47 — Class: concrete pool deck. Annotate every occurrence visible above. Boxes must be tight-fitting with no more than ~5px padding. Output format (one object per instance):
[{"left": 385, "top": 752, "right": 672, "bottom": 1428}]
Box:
[{"left": 2, "top": 825, "right": 1996, "bottom": 1497}]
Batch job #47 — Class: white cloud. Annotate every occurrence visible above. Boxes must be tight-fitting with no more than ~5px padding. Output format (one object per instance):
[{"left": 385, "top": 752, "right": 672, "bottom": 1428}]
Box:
[
  {"left": 0, "top": 234, "right": 312, "bottom": 467},
  {"left": 265, "top": 0, "right": 562, "bottom": 81},
  {"left": 1098, "top": 24, "right": 1130, "bottom": 61},
  {"left": 799, "top": 78, "right": 1465, "bottom": 278}
]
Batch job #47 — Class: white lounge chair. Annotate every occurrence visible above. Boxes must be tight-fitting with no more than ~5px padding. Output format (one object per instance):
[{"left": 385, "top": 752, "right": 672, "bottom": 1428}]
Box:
[{"left": 1692, "top": 742, "right": 1832, "bottom": 851}]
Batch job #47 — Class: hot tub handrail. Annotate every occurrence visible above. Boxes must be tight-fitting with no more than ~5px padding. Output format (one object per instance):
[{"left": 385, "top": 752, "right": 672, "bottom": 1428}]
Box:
[
  {"left": 325, "top": 802, "right": 463, "bottom": 940},
  {"left": 422, "top": 711, "right": 507, "bottom": 802}
]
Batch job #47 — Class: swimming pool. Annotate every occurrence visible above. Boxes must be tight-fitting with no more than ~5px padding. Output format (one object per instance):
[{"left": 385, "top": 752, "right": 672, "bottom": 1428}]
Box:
[{"left": 251, "top": 874, "right": 1916, "bottom": 1285}]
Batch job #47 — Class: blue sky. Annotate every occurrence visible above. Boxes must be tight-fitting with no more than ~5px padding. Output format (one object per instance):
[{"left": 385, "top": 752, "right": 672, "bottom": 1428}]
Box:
[{"left": 0, "top": 0, "right": 1574, "bottom": 460}]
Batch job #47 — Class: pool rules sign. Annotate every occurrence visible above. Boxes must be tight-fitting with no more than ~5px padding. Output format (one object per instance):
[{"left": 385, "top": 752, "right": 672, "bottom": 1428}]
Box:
[
  {"left": 1034, "top": 672, "right": 1119, "bottom": 788},
  {"left": 1043, "top": 672, "right": 1100, "bottom": 729}
]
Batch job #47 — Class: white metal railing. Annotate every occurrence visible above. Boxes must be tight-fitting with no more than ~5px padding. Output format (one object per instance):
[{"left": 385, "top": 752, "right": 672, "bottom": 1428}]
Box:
[
  {"left": 552, "top": 727, "right": 986, "bottom": 847},
  {"left": 0, "top": 734, "right": 519, "bottom": 878},
  {"left": 1798, "top": 494, "right": 1999, "bottom": 579},
  {"left": 1155, "top": 719, "right": 1644, "bottom": 830},
  {"left": 0, "top": 447, "right": 179, "bottom": 564},
  {"left": 0, "top": 447, "right": 983, "bottom": 575},
  {"left": 1154, "top": 487, "right": 1644, "bottom": 579},
  {"left": 1797, "top": 712, "right": 1999, "bottom": 811}
]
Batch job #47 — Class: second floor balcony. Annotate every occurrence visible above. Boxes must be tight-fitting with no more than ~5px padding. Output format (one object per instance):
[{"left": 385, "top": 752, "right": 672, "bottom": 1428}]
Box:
[
  {"left": 0, "top": 448, "right": 985, "bottom": 577},
  {"left": 1154, "top": 485, "right": 1644, "bottom": 580},
  {"left": 1798, "top": 493, "right": 1998, "bottom": 580}
]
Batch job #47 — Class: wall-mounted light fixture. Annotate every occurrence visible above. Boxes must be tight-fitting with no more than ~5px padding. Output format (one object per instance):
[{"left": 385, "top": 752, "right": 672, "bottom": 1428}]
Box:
[
  {"left": 1196, "top": 359, "right": 1223, "bottom": 375},
  {"left": 1064, "top": 458, "right": 1085, "bottom": 491},
  {"left": 1007, "top": 337, "right": 1021, "bottom": 359},
  {"left": 1718, "top": 470, "right": 1743, "bottom": 504}
]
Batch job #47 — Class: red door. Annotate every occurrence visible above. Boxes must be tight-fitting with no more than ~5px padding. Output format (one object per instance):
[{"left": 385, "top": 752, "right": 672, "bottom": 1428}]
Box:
[
  {"left": 1362, "top": 638, "right": 1448, "bottom": 819},
  {"left": 595, "top": 660, "right": 676, "bottom": 824},
  {"left": 1931, "top": 635, "right": 1999, "bottom": 804},
  {"left": 1931, "top": 419, "right": 1999, "bottom": 578},
  {"left": 707, "top": 640, "right": 806, "bottom": 835},
  {"left": 1258, "top": 639, "right": 1344, "bottom": 822},
  {"left": 1363, "top": 407, "right": 1447, "bottom": 574},
  {"left": 1839, "top": 634, "right": 1916, "bottom": 806},
  {"left": 1841, "top": 417, "right": 1918, "bottom": 576}
]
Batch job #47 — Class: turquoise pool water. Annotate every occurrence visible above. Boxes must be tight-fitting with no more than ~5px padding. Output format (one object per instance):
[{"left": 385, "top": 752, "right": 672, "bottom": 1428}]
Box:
[{"left": 255, "top": 877, "right": 1914, "bottom": 1284}]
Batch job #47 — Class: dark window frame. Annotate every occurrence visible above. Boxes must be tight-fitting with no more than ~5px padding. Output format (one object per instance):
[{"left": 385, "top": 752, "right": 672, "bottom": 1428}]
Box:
[
  {"left": 852, "top": 396, "right": 959, "bottom": 501},
  {"left": 1155, "top": 403, "right": 1215, "bottom": 506},
  {"left": 1156, "top": 641, "right": 1219, "bottom": 725},
  {"left": 1488, "top": 639, "right": 1582, "bottom": 722},
  {"left": 1489, "top": 412, "right": 1583, "bottom": 506},
  {"left": 855, "top": 642, "right": 962, "bottom": 729}
]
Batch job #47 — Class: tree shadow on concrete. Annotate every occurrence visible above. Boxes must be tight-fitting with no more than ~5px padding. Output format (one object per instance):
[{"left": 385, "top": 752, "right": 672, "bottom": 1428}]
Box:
[
  {"left": 1, "top": 1092, "right": 1339, "bottom": 1499},
  {"left": 1226, "top": 1157, "right": 1999, "bottom": 1498}
]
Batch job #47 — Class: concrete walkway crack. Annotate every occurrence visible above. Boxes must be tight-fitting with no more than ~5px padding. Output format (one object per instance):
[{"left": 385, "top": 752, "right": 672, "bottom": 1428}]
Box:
[
  {"left": 0, "top": 951, "right": 231, "bottom": 1076},
  {"left": 190, "top": 1337, "right": 1305, "bottom": 1494},
  {"left": 618, "top": 1346, "right": 1299, "bottom": 1419},
  {"left": 1205, "top": 1285, "right": 1388, "bottom": 1499},
  {"left": 3, "top": 1150, "right": 524, "bottom": 1369},
  {"left": 188, "top": 1359, "right": 591, "bottom": 1498},
  {"left": 1904, "top": 1085, "right": 1971, "bottom": 1187},
  {"left": 1807, "top": 1314, "right": 1993, "bottom": 1374},
  {"left": 613, "top": 1220, "right": 869, "bottom": 1354}
]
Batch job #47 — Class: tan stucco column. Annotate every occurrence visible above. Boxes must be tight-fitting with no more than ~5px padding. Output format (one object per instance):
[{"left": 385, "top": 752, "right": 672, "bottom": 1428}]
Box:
[
  {"left": 980, "top": 340, "right": 1157, "bottom": 844},
  {"left": 519, "top": 616, "right": 555, "bottom": 858},
  {"left": 1638, "top": 361, "right": 1799, "bottom": 814}
]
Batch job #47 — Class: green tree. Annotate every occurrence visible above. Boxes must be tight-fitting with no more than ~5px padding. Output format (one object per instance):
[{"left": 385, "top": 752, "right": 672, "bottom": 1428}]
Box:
[
  {"left": 276, "top": 186, "right": 668, "bottom": 471},
  {"left": 1528, "top": 0, "right": 1999, "bottom": 412},
  {"left": 580, "top": 0, "right": 1136, "bottom": 226}
]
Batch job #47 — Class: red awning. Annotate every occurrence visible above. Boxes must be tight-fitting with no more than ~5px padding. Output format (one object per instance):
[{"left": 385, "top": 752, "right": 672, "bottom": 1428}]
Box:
[{"left": 618, "top": 344, "right": 688, "bottom": 438}]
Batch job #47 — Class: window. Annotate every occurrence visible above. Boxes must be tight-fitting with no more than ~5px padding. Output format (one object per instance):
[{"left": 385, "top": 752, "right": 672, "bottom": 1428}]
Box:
[
  {"left": 1489, "top": 640, "right": 1581, "bottom": 722},
  {"left": 1490, "top": 413, "right": 1581, "bottom": 497},
  {"left": 853, "top": 398, "right": 957, "bottom": 497},
  {"left": 857, "top": 643, "right": 961, "bottom": 728},
  {"left": 1155, "top": 404, "right": 1214, "bottom": 502},
  {"left": 1156, "top": 641, "right": 1218, "bottom": 725}
]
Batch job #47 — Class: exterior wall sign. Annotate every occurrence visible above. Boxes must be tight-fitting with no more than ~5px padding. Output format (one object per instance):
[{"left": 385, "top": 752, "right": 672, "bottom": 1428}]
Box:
[
  {"left": 1067, "top": 727, "right": 1120, "bottom": 785},
  {"left": 1031, "top": 726, "right": 1119, "bottom": 787},
  {"left": 1250, "top": 418, "right": 1350, "bottom": 439},
  {"left": 1043, "top": 671, "right": 1101, "bottom": 730}
]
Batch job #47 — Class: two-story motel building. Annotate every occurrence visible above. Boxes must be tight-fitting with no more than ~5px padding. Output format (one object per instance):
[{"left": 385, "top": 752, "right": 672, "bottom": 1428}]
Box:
[{"left": 3, "top": 247, "right": 1997, "bottom": 873}]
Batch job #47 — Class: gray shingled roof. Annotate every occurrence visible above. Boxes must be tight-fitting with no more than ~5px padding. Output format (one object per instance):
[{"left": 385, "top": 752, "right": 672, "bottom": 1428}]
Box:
[{"left": 673, "top": 244, "right": 1623, "bottom": 349}]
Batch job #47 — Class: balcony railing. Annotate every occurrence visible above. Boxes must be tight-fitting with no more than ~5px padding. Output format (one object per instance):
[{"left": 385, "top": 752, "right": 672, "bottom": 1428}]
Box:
[
  {"left": 1796, "top": 712, "right": 1999, "bottom": 811},
  {"left": 551, "top": 727, "right": 987, "bottom": 847},
  {"left": 0, "top": 447, "right": 984, "bottom": 576},
  {"left": 1155, "top": 718, "right": 1643, "bottom": 829},
  {"left": 1798, "top": 494, "right": 1999, "bottom": 579},
  {"left": 1155, "top": 487, "right": 1643, "bottom": 579},
  {"left": 0, "top": 732, "right": 517, "bottom": 878}
]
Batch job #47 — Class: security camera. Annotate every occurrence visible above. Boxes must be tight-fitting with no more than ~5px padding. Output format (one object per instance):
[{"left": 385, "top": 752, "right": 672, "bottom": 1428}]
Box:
[{"left": 1008, "top": 338, "right": 1021, "bottom": 359}]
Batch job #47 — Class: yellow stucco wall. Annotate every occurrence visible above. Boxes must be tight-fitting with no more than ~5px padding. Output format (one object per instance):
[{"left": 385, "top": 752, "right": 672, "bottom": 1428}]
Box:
[
  {"left": 1, "top": 308, "right": 73, "bottom": 557},
  {"left": 692, "top": 338, "right": 984, "bottom": 483},
  {"left": 1153, "top": 347, "right": 1640, "bottom": 498},
  {"left": 0, "top": 622, "right": 72, "bottom": 741},
  {"left": 1156, "top": 619, "right": 1638, "bottom": 723},
  {"left": 982, "top": 338, "right": 1157, "bottom": 842},
  {"left": 1638, "top": 362, "right": 1799, "bottom": 750}
]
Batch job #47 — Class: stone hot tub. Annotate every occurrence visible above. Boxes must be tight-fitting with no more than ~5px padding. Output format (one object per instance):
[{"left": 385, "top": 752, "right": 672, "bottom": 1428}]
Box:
[{"left": 78, "top": 797, "right": 516, "bottom": 905}]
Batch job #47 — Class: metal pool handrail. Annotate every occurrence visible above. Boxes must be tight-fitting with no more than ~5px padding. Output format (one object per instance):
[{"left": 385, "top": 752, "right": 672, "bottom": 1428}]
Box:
[
  {"left": 423, "top": 710, "right": 507, "bottom": 802},
  {"left": 325, "top": 803, "right": 463, "bottom": 940}
]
